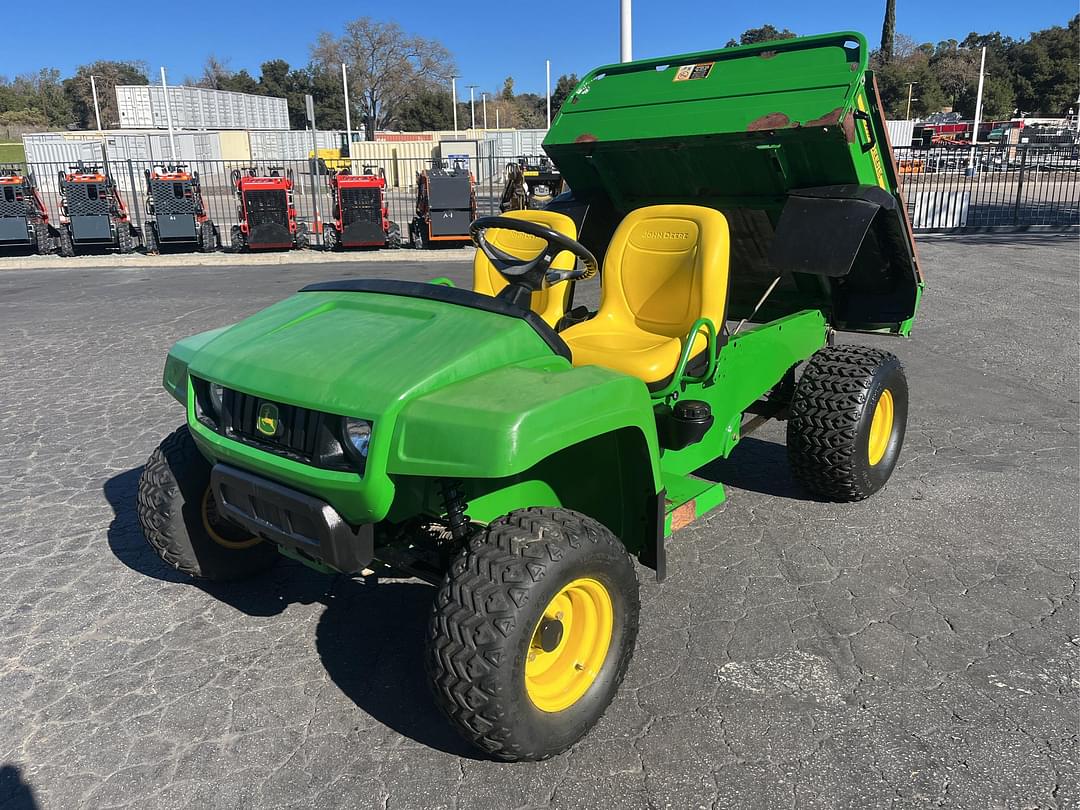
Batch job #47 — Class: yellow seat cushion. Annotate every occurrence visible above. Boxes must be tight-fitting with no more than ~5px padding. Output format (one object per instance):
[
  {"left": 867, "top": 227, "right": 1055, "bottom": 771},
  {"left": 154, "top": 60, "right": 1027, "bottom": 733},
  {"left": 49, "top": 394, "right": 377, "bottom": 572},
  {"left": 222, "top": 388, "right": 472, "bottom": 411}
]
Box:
[
  {"left": 472, "top": 209, "right": 577, "bottom": 327},
  {"left": 562, "top": 204, "right": 729, "bottom": 385}
]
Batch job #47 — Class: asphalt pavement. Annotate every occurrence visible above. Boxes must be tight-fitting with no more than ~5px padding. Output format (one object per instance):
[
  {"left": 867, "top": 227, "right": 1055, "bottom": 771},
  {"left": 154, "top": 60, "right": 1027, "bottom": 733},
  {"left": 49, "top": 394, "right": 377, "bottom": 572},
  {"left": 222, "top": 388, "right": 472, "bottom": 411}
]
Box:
[{"left": 0, "top": 234, "right": 1077, "bottom": 809}]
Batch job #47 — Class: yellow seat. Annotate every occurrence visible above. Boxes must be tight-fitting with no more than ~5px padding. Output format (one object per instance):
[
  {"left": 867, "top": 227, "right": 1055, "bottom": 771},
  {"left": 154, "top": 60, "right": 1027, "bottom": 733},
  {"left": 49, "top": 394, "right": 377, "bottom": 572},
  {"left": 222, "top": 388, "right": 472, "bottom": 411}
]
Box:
[
  {"left": 472, "top": 209, "right": 577, "bottom": 327},
  {"left": 561, "top": 204, "right": 729, "bottom": 386}
]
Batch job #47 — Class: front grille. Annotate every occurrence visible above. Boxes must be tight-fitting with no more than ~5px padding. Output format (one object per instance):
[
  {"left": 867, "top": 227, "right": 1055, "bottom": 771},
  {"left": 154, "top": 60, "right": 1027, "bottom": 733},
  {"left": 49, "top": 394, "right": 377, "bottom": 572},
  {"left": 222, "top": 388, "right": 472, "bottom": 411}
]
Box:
[
  {"left": 245, "top": 190, "right": 288, "bottom": 228},
  {"left": 191, "top": 378, "right": 363, "bottom": 474},
  {"left": 340, "top": 187, "right": 381, "bottom": 227},
  {"left": 225, "top": 388, "right": 321, "bottom": 461}
]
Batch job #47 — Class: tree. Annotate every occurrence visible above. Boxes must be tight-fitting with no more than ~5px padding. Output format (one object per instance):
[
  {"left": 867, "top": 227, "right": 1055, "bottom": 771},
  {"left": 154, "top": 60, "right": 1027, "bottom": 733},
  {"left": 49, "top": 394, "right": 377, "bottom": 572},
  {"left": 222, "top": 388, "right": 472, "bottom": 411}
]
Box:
[
  {"left": 393, "top": 86, "right": 454, "bottom": 130},
  {"left": 311, "top": 17, "right": 456, "bottom": 139},
  {"left": 11, "top": 69, "right": 72, "bottom": 129},
  {"left": 725, "top": 25, "right": 797, "bottom": 47},
  {"left": 500, "top": 76, "right": 514, "bottom": 100},
  {"left": 880, "top": 0, "right": 896, "bottom": 63},
  {"left": 63, "top": 61, "right": 148, "bottom": 129},
  {"left": 551, "top": 73, "right": 579, "bottom": 118}
]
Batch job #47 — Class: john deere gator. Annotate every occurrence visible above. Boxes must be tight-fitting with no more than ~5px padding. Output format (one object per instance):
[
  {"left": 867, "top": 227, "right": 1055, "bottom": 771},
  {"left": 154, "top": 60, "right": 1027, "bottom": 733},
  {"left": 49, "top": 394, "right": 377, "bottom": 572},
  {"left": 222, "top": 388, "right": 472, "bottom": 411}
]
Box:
[{"left": 137, "top": 32, "right": 923, "bottom": 761}]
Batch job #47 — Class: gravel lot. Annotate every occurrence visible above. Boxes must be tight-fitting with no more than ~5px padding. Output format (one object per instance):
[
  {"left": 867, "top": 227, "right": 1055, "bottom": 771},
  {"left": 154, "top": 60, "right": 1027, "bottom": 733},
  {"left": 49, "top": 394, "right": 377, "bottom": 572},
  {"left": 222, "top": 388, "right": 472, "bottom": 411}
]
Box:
[{"left": 1, "top": 234, "right": 1077, "bottom": 809}]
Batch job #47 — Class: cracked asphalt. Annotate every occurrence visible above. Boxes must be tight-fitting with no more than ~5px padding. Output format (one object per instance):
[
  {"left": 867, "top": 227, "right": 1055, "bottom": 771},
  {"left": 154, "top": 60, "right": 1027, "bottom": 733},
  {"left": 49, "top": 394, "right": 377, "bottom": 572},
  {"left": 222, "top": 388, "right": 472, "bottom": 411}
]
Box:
[{"left": 1, "top": 234, "right": 1077, "bottom": 809}]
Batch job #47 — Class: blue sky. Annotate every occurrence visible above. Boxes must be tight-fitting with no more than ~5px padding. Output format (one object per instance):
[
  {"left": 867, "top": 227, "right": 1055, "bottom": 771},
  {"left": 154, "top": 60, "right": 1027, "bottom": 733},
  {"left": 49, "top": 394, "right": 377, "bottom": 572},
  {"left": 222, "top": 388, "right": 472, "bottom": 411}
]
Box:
[{"left": 4, "top": 0, "right": 1075, "bottom": 95}]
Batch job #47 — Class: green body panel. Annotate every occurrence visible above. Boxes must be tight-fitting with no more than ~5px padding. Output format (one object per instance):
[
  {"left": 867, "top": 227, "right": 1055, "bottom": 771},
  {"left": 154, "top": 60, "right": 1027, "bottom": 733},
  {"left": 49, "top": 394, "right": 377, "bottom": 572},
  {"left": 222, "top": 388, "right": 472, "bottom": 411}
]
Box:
[
  {"left": 169, "top": 290, "right": 664, "bottom": 531},
  {"left": 543, "top": 31, "right": 924, "bottom": 335},
  {"left": 390, "top": 362, "right": 658, "bottom": 481}
]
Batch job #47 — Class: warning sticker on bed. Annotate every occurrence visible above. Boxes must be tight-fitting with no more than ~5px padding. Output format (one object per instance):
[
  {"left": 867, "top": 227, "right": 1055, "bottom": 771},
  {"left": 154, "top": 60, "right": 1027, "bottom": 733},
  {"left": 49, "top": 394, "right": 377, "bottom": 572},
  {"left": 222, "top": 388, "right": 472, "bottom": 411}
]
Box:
[{"left": 674, "top": 62, "right": 714, "bottom": 81}]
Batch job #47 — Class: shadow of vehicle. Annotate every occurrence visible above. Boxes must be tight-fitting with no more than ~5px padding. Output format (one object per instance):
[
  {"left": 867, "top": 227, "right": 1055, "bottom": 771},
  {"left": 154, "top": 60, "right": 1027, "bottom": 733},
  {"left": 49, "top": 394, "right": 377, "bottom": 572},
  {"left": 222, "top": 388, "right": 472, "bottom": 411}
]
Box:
[
  {"left": 315, "top": 578, "right": 480, "bottom": 758},
  {"left": 0, "top": 764, "right": 40, "bottom": 810},
  {"left": 695, "top": 436, "right": 820, "bottom": 502},
  {"left": 103, "top": 466, "right": 478, "bottom": 758}
]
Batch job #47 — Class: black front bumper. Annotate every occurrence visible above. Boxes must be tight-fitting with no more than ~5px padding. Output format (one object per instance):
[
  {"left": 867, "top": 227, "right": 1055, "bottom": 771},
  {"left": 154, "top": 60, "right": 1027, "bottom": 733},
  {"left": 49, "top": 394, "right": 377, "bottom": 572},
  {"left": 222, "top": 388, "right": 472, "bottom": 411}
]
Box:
[{"left": 210, "top": 464, "right": 373, "bottom": 574}]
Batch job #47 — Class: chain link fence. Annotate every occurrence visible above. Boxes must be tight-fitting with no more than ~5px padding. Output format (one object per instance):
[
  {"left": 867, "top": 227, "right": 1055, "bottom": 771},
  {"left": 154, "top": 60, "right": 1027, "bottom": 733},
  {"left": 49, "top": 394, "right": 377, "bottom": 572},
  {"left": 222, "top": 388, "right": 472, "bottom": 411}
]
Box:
[
  {"left": 2, "top": 149, "right": 517, "bottom": 250},
  {"left": 894, "top": 143, "right": 1080, "bottom": 230},
  {"left": 3, "top": 141, "right": 1077, "bottom": 251}
]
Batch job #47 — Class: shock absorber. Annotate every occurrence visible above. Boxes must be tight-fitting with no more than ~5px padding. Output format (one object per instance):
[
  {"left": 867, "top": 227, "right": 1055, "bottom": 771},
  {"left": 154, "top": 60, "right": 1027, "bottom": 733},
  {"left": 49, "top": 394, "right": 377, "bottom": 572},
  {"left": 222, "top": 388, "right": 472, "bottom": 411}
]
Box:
[{"left": 440, "top": 479, "right": 471, "bottom": 543}]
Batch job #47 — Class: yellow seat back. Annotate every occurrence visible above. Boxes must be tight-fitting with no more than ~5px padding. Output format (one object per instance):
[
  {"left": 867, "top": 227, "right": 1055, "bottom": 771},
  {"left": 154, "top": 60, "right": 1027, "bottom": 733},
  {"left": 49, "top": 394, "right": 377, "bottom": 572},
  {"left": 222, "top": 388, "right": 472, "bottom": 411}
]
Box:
[
  {"left": 472, "top": 209, "right": 577, "bottom": 326},
  {"left": 601, "top": 204, "right": 730, "bottom": 339}
]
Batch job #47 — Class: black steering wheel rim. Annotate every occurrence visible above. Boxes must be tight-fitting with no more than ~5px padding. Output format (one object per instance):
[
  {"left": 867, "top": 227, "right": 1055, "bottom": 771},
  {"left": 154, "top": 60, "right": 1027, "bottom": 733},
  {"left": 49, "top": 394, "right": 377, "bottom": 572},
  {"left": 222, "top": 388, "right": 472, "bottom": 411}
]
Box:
[{"left": 469, "top": 216, "right": 598, "bottom": 289}]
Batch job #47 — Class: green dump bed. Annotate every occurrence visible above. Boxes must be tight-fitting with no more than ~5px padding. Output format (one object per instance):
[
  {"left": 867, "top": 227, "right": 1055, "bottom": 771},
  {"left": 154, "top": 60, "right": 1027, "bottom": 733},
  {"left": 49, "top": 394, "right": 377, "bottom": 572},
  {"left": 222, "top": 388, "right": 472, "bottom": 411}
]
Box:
[{"left": 543, "top": 32, "right": 924, "bottom": 335}]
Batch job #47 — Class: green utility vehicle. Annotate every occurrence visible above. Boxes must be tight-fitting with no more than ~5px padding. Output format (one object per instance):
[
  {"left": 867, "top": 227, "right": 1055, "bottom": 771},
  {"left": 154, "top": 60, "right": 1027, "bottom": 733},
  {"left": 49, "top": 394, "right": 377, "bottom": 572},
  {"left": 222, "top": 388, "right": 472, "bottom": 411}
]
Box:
[{"left": 137, "top": 32, "right": 923, "bottom": 761}]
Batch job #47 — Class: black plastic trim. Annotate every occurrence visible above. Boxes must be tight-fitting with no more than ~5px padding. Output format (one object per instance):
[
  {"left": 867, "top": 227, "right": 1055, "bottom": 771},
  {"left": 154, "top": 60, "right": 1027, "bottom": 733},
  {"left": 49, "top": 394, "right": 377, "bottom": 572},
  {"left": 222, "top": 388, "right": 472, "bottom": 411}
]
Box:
[
  {"left": 211, "top": 464, "right": 373, "bottom": 574},
  {"left": 300, "top": 278, "right": 573, "bottom": 362}
]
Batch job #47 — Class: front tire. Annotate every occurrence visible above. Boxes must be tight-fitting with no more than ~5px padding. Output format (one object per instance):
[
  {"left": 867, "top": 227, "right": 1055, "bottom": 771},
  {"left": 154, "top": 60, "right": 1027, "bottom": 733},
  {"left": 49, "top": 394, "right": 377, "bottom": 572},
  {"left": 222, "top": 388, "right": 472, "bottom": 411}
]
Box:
[
  {"left": 137, "top": 426, "right": 279, "bottom": 581},
  {"left": 787, "top": 344, "right": 909, "bottom": 501},
  {"left": 427, "top": 507, "right": 639, "bottom": 761}
]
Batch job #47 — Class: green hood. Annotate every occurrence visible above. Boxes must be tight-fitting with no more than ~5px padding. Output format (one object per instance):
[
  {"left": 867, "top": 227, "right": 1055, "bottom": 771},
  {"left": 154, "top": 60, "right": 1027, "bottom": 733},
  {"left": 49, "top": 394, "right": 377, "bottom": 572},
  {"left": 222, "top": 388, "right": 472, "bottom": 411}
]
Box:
[{"left": 183, "top": 285, "right": 566, "bottom": 419}]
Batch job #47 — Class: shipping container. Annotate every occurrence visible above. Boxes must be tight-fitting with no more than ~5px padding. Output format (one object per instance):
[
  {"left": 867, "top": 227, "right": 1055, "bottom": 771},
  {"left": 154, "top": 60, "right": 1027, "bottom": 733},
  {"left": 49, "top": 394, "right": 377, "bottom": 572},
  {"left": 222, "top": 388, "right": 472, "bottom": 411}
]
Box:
[
  {"left": 115, "top": 86, "right": 289, "bottom": 130},
  {"left": 886, "top": 119, "right": 916, "bottom": 148},
  {"left": 248, "top": 129, "right": 345, "bottom": 161}
]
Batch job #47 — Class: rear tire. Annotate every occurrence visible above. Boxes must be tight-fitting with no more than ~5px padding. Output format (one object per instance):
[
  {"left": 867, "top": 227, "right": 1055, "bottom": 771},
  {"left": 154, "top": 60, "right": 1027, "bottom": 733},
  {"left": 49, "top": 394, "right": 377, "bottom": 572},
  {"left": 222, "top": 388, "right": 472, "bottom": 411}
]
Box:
[
  {"left": 787, "top": 344, "right": 908, "bottom": 501},
  {"left": 32, "top": 221, "right": 51, "bottom": 254},
  {"left": 294, "top": 223, "right": 309, "bottom": 250},
  {"left": 137, "top": 426, "right": 279, "bottom": 581},
  {"left": 117, "top": 224, "right": 135, "bottom": 254},
  {"left": 386, "top": 220, "right": 401, "bottom": 249},
  {"left": 427, "top": 507, "right": 639, "bottom": 761},
  {"left": 143, "top": 223, "right": 159, "bottom": 255},
  {"left": 230, "top": 225, "right": 246, "bottom": 253},
  {"left": 57, "top": 225, "right": 75, "bottom": 257},
  {"left": 324, "top": 224, "right": 339, "bottom": 251},
  {"left": 199, "top": 221, "right": 217, "bottom": 253}
]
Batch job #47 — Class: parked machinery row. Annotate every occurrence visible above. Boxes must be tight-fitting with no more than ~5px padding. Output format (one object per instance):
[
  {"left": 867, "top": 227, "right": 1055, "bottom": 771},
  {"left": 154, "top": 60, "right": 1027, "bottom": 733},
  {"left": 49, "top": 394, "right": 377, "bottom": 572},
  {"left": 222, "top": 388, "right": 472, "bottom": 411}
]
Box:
[{"left": 1, "top": 160, "right": 486, "bottom": 256}]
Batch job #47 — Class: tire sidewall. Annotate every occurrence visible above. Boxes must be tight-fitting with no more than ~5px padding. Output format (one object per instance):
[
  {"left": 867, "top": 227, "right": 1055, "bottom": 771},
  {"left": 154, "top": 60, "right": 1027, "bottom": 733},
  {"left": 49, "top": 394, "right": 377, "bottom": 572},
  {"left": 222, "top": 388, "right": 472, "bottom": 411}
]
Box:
[
  {"left": 499, "top": 541, "right": 637, "bottom": 752},
  {"left": 854, "top": 360, "right": 909, "bottom": 496},
  {"left": 139, "top": 426, "right": 277, "bottom": 580}
]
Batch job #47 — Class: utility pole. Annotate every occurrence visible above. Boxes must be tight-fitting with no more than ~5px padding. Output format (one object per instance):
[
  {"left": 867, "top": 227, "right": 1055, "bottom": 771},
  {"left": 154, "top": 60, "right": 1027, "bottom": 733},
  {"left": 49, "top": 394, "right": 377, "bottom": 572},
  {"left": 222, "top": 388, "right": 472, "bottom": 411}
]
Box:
[
  {"left": 496, "top": 106, "right": 500, "bottom": 129},
  {"left": 968, "top": 46, "right": 986, "bottom": 174},
  {"left": 620, "top": 0, "right": 633, "bottom": 62},
  {"left": 451, "top": 77, "right": 458, "bottom": 132},
  {"left": 546, "top": 60, "right": 551, "bottom": 128},
  {"left": 305, "top": 94, "right": 322, "bottom": 239},
  {"left": 466, "top": 85, "right": 478, "bottom": 130},
  {"left": 904, "top": 82, "right": 918, "bottom": 120},
  {"left": 159, "top": 67, "right": 178, "bottom": 163},
  {"left": 482, "top": 92, "right": 488, "bottom": 129},
  {"left": 89, "top": 75, "right": 103, "bottom": 132},
  {"left": 341, "top": 63, "right": 352, "bottom": 164}
]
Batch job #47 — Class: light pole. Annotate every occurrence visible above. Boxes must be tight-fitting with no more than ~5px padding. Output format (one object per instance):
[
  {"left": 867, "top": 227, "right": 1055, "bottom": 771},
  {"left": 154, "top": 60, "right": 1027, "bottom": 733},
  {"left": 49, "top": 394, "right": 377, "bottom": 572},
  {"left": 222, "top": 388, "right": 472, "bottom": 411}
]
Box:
[
  {"left": 620, "top": 0, "right": 632, "bottom": 62},
  {"left": 546, "top": 60, "right": 551, "bottom": 128},
  {"left": 450, "top": 77, "right": 458, "bottom": 132},
  {"left": 466, "top": 84, "right": 478, "bottom": 130},
  {"left": 89, "top": 75, "right": 103, "bottom": 132},
  {"left": 904, "top": 82, "right": 918, "bottom": 120},
  {"left": 967, "top": 46, "right": 986, "bottom": 174},
  {"left": 482, "top": 92, "right": 488, "bottom": 129},
  {"left": 341, "top": 63, "right": 352, "bottom": 162},
  {"left": 159, "top": 67, "right": 178, "bottom": 163}
]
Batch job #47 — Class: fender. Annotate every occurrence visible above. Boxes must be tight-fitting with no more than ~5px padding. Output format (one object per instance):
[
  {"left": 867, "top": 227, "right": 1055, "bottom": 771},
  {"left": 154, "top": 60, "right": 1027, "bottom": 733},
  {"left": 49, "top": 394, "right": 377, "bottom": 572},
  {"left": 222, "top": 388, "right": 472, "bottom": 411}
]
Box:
[{"left": 389, "top": 362, "right": 661, "bottom": 487}]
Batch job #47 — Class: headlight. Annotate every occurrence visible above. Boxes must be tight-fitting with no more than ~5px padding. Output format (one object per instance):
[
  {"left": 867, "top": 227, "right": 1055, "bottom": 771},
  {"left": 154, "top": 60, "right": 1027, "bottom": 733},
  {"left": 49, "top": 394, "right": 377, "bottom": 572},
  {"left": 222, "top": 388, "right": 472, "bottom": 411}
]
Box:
[
  {"left": 343, "top": 418, "right": 372, "bottom": 459},
  {"left": 193, "top": 377, "right": 224, "bottom": 429},
  {"left": 208, "top": 383, "right": 224, "bottom": 416}
]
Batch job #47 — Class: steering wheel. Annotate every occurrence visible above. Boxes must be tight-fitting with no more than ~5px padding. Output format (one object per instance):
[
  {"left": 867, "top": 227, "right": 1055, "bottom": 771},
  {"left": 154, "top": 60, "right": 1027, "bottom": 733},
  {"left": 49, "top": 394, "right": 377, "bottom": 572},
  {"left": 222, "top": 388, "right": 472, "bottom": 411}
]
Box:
[{"left": 470, "top": 217, "right": 598, "bottom": 298}]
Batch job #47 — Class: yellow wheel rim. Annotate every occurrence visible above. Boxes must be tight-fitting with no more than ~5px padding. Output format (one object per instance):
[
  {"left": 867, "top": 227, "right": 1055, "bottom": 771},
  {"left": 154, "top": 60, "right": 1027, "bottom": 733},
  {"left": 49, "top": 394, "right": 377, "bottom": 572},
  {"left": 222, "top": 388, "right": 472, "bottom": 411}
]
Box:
[
  {"left": 200, "top": 487, "right": 260, "bottom": 550},
  {"left": 525, "top": 577, "right": 613, "bottom": 713},
  {"left": 867, "top": 388, "right": 895, "bottom": 467}
]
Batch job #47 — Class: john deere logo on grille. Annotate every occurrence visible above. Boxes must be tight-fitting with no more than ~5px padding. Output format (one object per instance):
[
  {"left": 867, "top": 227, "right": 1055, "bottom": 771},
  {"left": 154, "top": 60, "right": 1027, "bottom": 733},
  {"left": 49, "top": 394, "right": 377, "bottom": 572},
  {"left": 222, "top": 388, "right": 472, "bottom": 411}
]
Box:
[{"left": 256, "top": 402, "right": 280, "bottom": 437}]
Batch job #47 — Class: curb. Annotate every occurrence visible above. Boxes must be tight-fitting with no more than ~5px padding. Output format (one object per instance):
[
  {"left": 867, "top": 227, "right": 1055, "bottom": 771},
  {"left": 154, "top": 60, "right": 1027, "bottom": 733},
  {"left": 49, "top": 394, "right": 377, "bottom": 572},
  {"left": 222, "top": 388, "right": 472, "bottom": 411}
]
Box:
[{"left": 0, "top": 247, "right": 475, "bottom": 272}]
